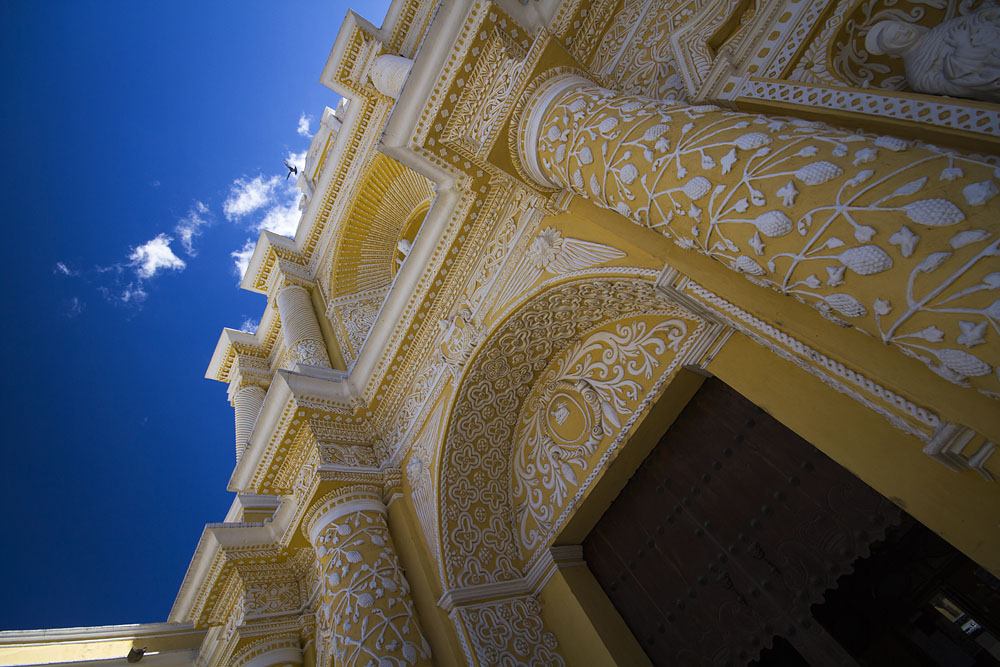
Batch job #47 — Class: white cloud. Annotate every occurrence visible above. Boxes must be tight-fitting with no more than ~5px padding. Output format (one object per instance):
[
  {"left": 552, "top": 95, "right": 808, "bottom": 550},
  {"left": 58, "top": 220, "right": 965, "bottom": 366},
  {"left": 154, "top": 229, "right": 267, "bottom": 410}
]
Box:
[
  {"left": 223, "top": 175, "right": 279, "bottom": 221},
  {"left": 287, "top": 149, "right": 307, "bottom": 173},
  {"left": 129, "top": 234, "right": 186, "bottom": 279},
  {"left": 297, "top": 113, "right": 312, "bottom": 137},
  {"left": 239, "top": 316, "right": 259, "bottom": 334},
  {"left": 120, "top": 282, "right": 148, "bottom": 304},
  {"left": 175, "top": 201, "right": 210, "bottom": 255},
  {"left": 54, "top": 261, "right": 77, "bottom": 276},
  {"left": 232, "top": 239, "right": 256, "bottom": 279},
  {"left": 258, "top": 199, "right": 301, "bottom": 237}
]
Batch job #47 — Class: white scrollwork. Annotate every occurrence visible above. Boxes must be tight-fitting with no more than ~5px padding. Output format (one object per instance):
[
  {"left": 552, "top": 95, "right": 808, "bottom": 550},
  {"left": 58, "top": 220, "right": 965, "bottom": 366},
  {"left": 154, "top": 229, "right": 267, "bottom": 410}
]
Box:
[
  {"left": 513, "top": 318, "right": 690, "bottom": 551},
  {"left": 405, "top": 401, "right": 447, "bottom": 561},
  {"left": 439, "top": 277, "right": 686, "bottom": 588}
]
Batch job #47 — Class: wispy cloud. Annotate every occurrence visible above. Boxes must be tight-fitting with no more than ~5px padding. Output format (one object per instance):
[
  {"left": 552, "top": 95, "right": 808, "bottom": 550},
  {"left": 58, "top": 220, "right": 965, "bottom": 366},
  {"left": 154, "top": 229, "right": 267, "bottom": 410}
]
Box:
[
  {"left": 224, "top": 116, "right": 313, "bottom": 284},
  {"left": 54, "top": 261, "right": 78, "bottom": 276},
  {"left": 232, "top": 239, "right": 256, "bottom": 279},
  {"left": 223, "top": 175, "right": 279, "bottom": 221},
  {"left": 129, "top": 233, "right": 186, "bottom": 279},
  {"left": 175, "top": 201, "right": 210, "bottom": 256},
  {"left": 239, "top": 316, "right": 259, "bottom": 334},
  {"left": 66, "top": 297, "right": 85, "bottom": 317},
  {"left": 297, "top": 113, "right": 312, "bottom": 138},
  {"left": 119, "top": 282, "right": 148, "bottom": 304}
]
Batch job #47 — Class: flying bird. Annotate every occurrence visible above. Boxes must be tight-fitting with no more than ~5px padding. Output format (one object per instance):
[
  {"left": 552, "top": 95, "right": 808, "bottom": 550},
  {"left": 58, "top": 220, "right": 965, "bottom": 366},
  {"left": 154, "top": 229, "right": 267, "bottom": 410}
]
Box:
[{"left": 283, "top": 159, "right": 299, "bottom": 180}]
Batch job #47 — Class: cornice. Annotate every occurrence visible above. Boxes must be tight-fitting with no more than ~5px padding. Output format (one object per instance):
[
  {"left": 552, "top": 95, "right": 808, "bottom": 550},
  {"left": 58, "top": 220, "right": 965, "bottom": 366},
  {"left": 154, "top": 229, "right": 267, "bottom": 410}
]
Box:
[
  {"left": 228, "top": 369, "right": 362, "bottom": 495},
  {"left": 437, "top": 545, "right": 583, "bottom": 612},
  {"left": 0, "top": 622, "right": 201, "bottom": 644}
]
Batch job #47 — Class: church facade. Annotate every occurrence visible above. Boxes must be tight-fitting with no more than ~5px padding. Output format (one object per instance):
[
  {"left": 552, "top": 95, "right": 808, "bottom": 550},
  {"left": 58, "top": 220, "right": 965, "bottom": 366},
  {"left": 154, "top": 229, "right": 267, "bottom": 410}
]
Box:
[{"left": 4, "top": 0, "right": 999, "bottom": 664}]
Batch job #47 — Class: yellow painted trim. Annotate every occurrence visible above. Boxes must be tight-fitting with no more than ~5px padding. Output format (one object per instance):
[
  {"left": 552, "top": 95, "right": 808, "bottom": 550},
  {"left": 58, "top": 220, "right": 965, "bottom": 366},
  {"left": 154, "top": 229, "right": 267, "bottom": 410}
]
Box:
[{"left": 708, "top": 332, "right": 1000, "bottom": 575}]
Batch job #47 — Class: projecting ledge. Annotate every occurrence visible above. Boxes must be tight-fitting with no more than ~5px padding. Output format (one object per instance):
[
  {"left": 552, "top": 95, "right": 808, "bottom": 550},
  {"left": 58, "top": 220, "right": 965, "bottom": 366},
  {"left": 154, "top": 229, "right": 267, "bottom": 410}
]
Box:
[{"left": 227, "top": 368, "right": 358, "bottom": 493}]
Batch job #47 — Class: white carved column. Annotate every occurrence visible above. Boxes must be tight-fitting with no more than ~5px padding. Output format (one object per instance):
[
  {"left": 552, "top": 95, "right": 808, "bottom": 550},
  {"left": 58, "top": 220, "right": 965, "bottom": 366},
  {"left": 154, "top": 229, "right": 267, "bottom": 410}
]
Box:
[
  {"left": 275, "top": 285, "right": 332, "bottom": 369},
  {"left": 369, "top": 55, "right": 414, "bottom": 99},
  {"left": 231, "top": 633, "right": 303, "bottom": 667},
  {"left": 304, "top": 489, "right": 432, "bottom": 666},
  {"left": 516, "top": 73, "right": 1000, "bottom": 398},
  {"left": 232, "top": 384, "right": 266, "bottom": 460}
]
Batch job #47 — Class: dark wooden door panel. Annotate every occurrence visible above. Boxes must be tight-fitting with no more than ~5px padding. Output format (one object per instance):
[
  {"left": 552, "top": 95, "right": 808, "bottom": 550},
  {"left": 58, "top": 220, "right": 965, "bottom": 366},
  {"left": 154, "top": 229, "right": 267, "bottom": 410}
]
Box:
[{"left": 584, "top": 378, "right": 901, "bottom": 666}]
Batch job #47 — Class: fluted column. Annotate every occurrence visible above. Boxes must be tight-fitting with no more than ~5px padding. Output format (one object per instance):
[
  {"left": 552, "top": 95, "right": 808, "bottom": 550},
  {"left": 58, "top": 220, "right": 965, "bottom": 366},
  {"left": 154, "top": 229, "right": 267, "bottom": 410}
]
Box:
[
  {"left": 275, "top": 285, "right": 332, "bottom": 368},
  {"left": 517, "top": 73, "right": 1000, "bottom": 398},
  {"left": 304, "top": 489, "right": 432, "bottom": 667},
  {"left": 232, "top": 384, "right": 266, "bottom": 460},
  {"left": 369, "top": 55, "right": 413, "bottom": 99}
]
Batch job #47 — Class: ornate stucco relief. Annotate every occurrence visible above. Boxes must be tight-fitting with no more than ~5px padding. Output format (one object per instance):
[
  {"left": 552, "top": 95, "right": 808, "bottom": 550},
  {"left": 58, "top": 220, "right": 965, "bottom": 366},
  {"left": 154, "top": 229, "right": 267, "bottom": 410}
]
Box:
[
  {"left": 451, "top": 596, "right": 564, "bottom": 667},
  {"left": 524, "top": 76, "right": 1000, "bottom": 399},
  {"left": 438, "top": 276, "right": 706, "bottom": 588},
  {"left": 513, "top": 315, "right": 698, "bottom": 552}
]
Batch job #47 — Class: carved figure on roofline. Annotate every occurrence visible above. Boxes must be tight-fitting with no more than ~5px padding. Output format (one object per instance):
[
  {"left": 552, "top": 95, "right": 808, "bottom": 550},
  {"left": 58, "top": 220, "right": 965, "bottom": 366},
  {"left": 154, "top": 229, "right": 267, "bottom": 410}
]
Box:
[{"left": 865, "top": 4, "right": 1000, "bottom": 103}]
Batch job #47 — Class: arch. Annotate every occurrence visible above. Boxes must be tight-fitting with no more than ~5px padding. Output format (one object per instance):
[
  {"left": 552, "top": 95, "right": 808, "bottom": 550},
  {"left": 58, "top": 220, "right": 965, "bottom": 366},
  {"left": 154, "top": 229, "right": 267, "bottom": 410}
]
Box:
[
  {"left": 434, "top": 273, "right": 720, "bottom": 589},
  {"left": 326, "top": 154, "right": 434, "bottom": 362}
]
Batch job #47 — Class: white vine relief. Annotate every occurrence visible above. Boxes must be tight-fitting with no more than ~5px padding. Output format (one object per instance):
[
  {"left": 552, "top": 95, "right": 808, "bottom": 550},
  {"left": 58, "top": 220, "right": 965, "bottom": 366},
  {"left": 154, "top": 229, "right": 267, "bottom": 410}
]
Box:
[
  {"left": 534, "top": 79, "right": 1000, "bottom": 397},
  {"left": 314, "top": 510, "right": 431, "bottom": 666},
  {"left": 513, "top": 319, "right": 689, "bottom": 551}
]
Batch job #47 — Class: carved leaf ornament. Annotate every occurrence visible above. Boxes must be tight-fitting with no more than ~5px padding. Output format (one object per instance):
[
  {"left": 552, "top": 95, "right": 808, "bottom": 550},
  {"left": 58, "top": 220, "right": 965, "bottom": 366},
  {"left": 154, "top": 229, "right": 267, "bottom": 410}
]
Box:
[
  {"left": 439, "top": 278, "right": 692, "bottom": 588},
  {"left": 533, "top": 79, "right": 1000, "bottom": 398},
  {"left": 513, "top": 318, "right": 691, "bottom": 551},
  {"left": 314, "top": 510, "right": 431, "bottom": 666}
]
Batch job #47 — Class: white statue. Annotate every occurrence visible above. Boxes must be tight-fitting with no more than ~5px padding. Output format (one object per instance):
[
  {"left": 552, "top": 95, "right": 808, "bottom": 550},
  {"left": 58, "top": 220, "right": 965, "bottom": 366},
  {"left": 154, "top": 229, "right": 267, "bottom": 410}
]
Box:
[{"left": 865, "top": 4, "right": 1000, "bottom": 103}]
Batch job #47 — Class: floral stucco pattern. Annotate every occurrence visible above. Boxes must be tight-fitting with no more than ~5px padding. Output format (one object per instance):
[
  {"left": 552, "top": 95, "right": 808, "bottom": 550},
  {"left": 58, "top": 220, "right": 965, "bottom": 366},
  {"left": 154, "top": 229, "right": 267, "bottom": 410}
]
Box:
[
  {"left": 314, "top": 509, "right": 431, "bottom": 666},
  {"left": 532, "top": 77, "right": 1000, "bottom": 398}
]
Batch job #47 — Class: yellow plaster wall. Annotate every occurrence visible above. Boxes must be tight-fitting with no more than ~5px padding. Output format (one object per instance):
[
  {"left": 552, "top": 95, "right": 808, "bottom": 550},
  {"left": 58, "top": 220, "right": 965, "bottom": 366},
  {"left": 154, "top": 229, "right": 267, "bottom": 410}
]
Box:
[
  {"left": 310, "top": 285, "right": 348, "bottom": 371},
  {"left": 386, "top": 495, "right": 466, "bottom": 666},
  {"left": 0, "top": 625, "right": 205, "bottom": 666},
  {"left": 537, "top": 564, "right": 651, "bottom": 667}
]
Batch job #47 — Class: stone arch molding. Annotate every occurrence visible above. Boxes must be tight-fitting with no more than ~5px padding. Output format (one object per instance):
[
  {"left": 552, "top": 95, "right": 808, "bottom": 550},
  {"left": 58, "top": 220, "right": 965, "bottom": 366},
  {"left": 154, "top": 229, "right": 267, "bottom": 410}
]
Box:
[{"left": 435, "top": 273, "right": 724, "bottom": 589}]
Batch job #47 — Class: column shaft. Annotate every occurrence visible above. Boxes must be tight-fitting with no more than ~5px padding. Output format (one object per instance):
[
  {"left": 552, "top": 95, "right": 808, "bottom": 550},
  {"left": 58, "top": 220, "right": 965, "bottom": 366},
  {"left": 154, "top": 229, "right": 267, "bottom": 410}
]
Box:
[
  {"left": 518, "top": 74, "right": 1000, "bottom": 398},
  {"left": 306, "top": 491, "right": 432, "bottom": 666},
  {"left": 232, "top": 384, "right": 266, "bottom": 460},
  {"left": 276, "top": 285, "right": 332, "bottom": 368}
]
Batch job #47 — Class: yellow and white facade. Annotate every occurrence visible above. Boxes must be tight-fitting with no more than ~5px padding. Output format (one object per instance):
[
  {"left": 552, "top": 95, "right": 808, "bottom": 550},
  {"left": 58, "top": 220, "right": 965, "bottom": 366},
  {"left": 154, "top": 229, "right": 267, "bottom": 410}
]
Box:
[{"left": 4, "top": 0, "right": 999, "bottom": 664}]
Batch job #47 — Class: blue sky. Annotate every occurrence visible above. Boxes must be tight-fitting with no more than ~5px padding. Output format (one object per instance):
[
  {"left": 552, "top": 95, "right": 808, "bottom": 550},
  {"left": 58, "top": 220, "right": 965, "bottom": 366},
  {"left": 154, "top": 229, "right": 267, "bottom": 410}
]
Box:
[{"left": 0, "top": 1, "right": 389, "bottom": 630}]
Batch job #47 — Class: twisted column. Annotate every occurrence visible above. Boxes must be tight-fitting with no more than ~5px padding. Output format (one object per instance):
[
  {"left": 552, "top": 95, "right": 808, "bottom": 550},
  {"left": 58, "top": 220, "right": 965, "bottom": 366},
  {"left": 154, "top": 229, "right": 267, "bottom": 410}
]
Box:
[
  {"left": 304, "top": 489, "right": 432, "bottom": 667},
  {"left": 275, "top": 285, "right": 332, "bottom": 368},
  {"left": 232, "top": 384, "right": 266, "bottom": 460},
  {"left": 517, "top": 73, "right": 1000, "bottom": 398}
]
